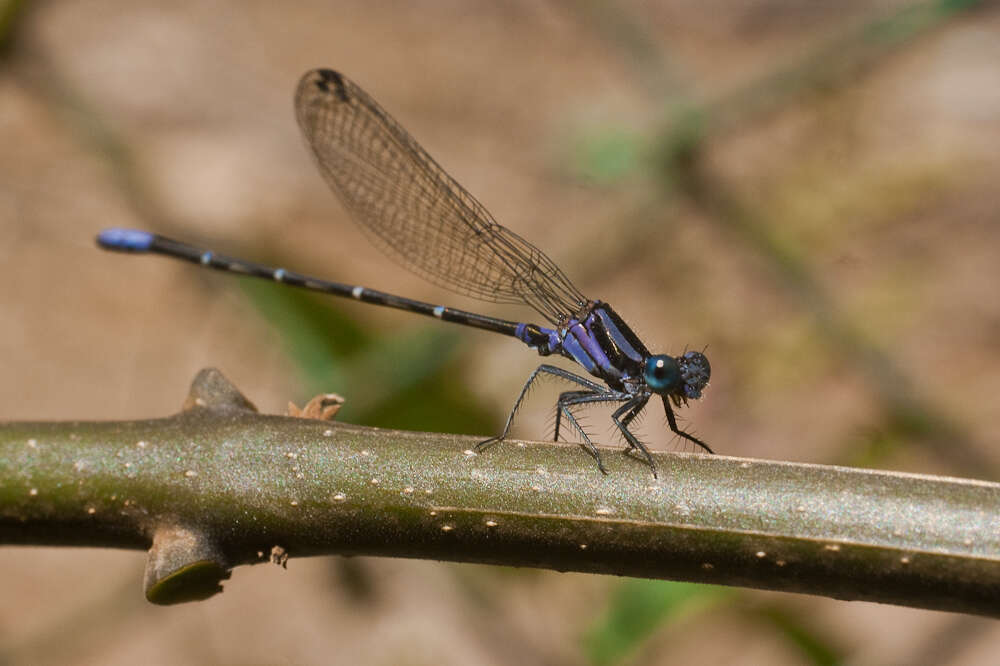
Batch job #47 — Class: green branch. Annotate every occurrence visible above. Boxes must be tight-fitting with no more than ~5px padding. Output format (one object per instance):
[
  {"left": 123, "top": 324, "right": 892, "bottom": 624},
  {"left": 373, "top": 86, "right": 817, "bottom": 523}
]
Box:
[{"left": 1, "top": 368, "right": 997, "bottom": 614}]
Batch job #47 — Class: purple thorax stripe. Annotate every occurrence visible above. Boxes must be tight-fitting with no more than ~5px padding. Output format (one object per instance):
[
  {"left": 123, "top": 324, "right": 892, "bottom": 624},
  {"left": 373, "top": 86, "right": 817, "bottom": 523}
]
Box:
[
  {"left": 518, "top": 318, "right": 624, "bottom": 383},
  {"left": 561, "top": 324, "right": 597, "bottom": 374},
  {"left": 562, "top": 318, "right": 620, "bottom": 380},
  {"left": 575, "top": 316, "right": 620, "bottom": 377},
  {"left": 594, "top": 308, "right": 644, "bottom": 364}
]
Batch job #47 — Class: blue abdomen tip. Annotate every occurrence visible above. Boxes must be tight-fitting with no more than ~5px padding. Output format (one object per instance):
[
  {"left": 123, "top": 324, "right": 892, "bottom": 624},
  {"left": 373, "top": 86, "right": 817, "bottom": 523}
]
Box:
[{"left": 96, "top": 228, "right": 155, "bottom": 251}]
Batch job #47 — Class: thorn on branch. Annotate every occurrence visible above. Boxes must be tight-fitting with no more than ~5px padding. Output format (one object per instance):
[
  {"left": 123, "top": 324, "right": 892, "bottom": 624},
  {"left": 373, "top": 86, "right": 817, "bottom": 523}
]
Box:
[{"left": 144, "top": 524, "right": 230, "bottom": 605}]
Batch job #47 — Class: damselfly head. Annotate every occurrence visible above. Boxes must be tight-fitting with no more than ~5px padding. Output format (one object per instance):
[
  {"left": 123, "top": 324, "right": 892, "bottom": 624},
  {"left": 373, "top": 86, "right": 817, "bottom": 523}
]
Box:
[{"left": 678, "top": 350, "right": 711, "bottom": 400}]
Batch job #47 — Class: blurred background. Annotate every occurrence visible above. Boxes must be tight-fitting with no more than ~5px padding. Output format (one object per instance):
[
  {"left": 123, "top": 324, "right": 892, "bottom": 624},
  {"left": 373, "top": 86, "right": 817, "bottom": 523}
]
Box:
[{"left": 2, "top": 0, "right": 999, "bottom": 663}]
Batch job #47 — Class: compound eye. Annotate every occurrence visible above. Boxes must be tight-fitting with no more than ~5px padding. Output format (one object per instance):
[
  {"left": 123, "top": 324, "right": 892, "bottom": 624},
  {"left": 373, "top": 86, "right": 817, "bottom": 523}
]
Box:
[{"left": 644, "top": 355, "right": 681, "bottom": 395}]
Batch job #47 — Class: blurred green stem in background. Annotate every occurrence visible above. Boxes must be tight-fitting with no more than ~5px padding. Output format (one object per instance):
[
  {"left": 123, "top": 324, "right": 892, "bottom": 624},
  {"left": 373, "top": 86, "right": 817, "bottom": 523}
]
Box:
[{"left": 584, "top": 580, "right": 734, "bottom": 666}]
